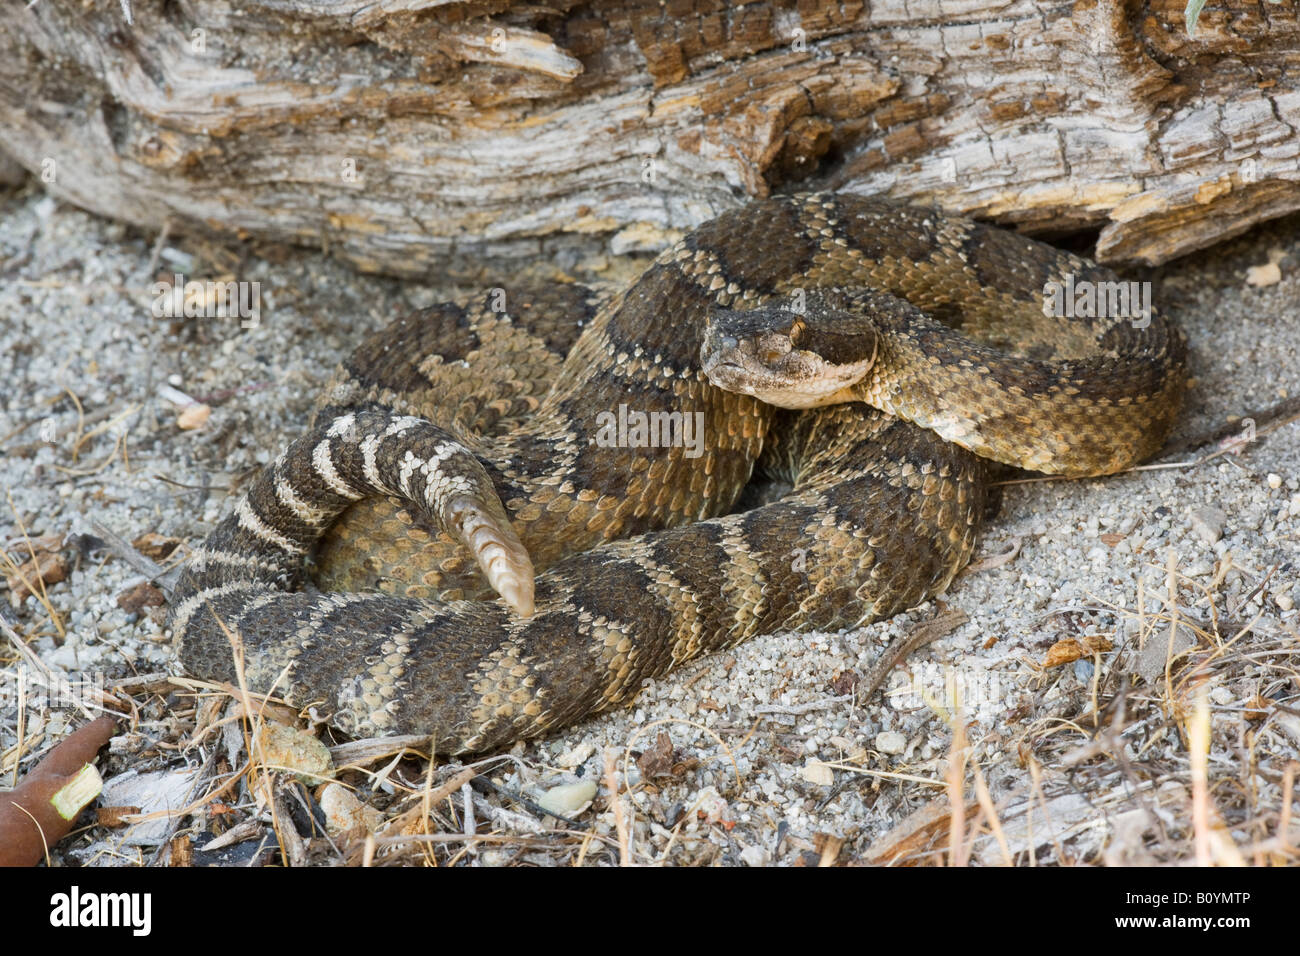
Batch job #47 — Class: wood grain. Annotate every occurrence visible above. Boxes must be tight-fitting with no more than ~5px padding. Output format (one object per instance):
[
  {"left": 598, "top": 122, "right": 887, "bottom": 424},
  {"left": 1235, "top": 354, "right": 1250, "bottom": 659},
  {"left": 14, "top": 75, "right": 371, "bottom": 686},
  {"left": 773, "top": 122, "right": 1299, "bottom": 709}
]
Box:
[{"left": 1, "top": 0, "right": 1296, "bottom": 272}]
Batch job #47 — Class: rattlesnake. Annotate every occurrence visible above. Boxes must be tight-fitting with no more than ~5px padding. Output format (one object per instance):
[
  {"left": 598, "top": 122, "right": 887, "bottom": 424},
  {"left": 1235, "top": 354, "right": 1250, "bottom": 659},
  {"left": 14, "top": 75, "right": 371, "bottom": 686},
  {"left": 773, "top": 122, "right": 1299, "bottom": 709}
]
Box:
[{"left": 170, "top": 193, "right": 1187, "bottom": 753}]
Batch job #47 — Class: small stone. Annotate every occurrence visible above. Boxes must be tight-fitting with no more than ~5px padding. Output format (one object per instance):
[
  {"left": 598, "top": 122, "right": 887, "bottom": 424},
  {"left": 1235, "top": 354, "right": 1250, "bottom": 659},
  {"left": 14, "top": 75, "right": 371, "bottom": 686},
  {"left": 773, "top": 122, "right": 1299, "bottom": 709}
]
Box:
[
  {"left": 176, "top": 403, "right": 211, "bottom": 430},
  {"left": 555, "top": 741, "right": 595, "bottom": 769},
  {"left": 1209, "top": 686, "right": 1234, "bottom": 706},
  {"left": 535, "top": 780, "right": 597, "bottom": 818},
  {"left": 1188, "top": 506, "right": 1226, "bottom": 545},
  {"left": 1135, "top": 623, "right": 1196, "bottom": 685},
  {"left": 740, "top": 845, "right": 767, "bottom": 866},
  {"left": 1245, "top": 261, "right": 1281, "bottom": 287},
  {"left": 1267, "top": 473, "right": 1283, "bottom": 490},
  {"left": 875, "top": 731, "right": 907, "bottom": 755},
  {"left": 252, "top": 723, "right": 333, "bottom": 785},
  {"left": 1278, "top": 592, "right": 1294, "bottom": 611},
  {"left": 319, "top": 783, "right": 383, "bottom": 836},
  {"left": 694, "top": 786, "right": 730, "bottom": 825},
  {"left": 799, "top": 759, "right": 834, "bottom": 786}
]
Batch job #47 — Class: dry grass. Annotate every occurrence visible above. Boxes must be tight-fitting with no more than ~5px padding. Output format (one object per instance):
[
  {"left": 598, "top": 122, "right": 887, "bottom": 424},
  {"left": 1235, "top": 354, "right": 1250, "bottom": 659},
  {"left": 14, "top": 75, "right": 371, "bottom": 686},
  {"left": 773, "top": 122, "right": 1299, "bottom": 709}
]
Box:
[
  {"left": 2, "top": 510, "right": 1297, "bottom": 866},
  {"left": 3, "top": 527, "right": 1297, "bottom": 868},
  {"left": 868, "top": 546, "right": 1300, "bottom": 867}
]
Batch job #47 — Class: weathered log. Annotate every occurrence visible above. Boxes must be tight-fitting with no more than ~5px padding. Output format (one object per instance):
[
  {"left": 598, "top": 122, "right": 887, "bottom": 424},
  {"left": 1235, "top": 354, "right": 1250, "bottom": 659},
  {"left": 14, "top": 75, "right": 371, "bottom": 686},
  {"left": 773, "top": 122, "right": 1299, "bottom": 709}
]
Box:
[{"left": 1, "top": 0, "right": 1297, "bottom": 275}]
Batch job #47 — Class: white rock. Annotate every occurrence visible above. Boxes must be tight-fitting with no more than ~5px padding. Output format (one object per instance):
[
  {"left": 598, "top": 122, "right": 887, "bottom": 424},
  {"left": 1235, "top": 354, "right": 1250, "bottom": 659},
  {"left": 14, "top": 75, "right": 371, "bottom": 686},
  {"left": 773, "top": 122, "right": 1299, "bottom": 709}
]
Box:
[
  {"left": 799, "top": 759, "right": 834, "bottom": 786},
  {"left": 1188, "top": 506, "right": 1226, "bottom": 545},
  {"left": 875, "top": 731, "right": 907, "bottom": 755},
  {"left": 319, "top": 783, "right": 383, "bottom": 835},
  {"left": 740, "top": 845, "right": 768, "bottom": 866},
  {"left": 536, "top": 780, "right": 597, "bottom": 818},
  {"left": 556, "top": 741, "right": 595, "bottom": 769}
]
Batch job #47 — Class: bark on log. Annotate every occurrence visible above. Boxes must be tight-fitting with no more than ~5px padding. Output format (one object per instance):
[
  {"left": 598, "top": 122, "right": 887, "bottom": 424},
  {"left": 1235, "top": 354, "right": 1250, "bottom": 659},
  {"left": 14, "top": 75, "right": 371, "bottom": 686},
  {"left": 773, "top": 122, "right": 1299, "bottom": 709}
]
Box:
[{"left": 1, "top": 0, "right": 1297, "bottom": 275}]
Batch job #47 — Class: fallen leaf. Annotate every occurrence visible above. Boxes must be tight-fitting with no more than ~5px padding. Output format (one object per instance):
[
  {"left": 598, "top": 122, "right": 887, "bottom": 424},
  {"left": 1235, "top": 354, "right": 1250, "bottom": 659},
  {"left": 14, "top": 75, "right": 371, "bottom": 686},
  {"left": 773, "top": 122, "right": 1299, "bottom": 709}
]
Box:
[
  {"left": 6, "top": 549, "right": 68, "bottom": 603},
  {"left": 1042, "top": 638, "right": 1085, "bottom": 668},
  {"left": 1244, "top": 696, "right": 1271, "bottom": 721},
  {"left": 636, "top": 731, "right": 676, "bottom": 779},
  {"left": 829, "top": 669, "right": 859, "bottom": 696},
  {"left": 1042, "top": 634, "right": 1113, "bottom": 669},
  {"left": 117, "top": 581, "right": 165, "bottom": 614},
  {"left": 131, "top": 532, "right": 183, "bottom": 560}
]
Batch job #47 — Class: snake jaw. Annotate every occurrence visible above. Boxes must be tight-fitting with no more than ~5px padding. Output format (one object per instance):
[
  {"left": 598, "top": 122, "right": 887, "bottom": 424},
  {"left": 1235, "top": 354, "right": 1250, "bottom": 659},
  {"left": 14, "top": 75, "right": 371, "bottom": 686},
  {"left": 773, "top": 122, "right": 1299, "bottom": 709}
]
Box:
[
  {"left": 701, "top": 294, "right": 881, "bottom": 409},
  {"left": 702, "top": 334, "right": 877, "bottom": 409},
  {"left": 446, "top": 498, "right": 536, "bottom": 617}
]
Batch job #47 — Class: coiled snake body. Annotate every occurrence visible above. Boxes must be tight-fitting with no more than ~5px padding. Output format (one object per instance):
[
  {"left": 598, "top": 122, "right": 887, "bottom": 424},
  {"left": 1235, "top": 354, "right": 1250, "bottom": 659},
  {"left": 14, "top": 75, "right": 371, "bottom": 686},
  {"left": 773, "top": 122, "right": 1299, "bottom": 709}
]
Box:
[{"left": 170, "top": 194, "right": 1186, "bottom": 753}]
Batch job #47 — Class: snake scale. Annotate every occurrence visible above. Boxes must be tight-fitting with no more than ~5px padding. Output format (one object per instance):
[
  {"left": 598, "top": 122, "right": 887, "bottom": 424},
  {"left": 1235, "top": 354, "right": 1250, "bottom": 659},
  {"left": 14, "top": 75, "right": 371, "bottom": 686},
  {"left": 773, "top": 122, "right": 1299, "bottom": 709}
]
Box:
[{"left": 170, "top": 193, "right": 1187, "bottom": 754}]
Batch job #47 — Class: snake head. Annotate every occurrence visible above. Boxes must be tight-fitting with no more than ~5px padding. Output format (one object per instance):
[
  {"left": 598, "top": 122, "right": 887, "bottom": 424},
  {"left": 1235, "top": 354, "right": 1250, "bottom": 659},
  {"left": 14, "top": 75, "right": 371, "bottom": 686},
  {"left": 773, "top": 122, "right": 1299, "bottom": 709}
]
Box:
[{"left": 700, "top": 291, "right": 878, "bottom": 409}]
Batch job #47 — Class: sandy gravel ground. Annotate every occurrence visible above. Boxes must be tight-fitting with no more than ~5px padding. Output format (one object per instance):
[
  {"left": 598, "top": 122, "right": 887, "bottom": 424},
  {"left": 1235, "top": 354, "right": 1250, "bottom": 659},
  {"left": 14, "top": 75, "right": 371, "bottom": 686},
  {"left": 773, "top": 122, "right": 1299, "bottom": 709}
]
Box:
[{"left": 1, "top": 184, "right": 1297, "bottom": 866}]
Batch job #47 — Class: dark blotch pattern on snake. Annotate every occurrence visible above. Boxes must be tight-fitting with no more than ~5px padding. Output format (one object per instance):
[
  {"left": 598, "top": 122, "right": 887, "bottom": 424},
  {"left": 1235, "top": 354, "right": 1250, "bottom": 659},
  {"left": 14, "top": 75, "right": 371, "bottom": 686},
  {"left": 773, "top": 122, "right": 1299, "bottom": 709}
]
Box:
[{"left": 169, "top": 194, "right": 1186, "bottom": 753}]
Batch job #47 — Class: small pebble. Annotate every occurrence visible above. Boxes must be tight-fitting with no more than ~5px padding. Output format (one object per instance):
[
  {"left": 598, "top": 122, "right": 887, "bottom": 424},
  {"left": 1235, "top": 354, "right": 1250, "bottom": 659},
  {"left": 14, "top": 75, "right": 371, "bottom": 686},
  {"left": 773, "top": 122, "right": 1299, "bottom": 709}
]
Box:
[
  {"left": 875, "top": 731, "right": 906, "bottom": 755},
  {"left": 177, "top": 403, "right": 212, "bottom": 430},
  {"left": 1136, "top": 623, "right": 1196, "bottom": 685},
  {"left": 252, "top": 723, "right": 333, "bottom": 785},
  {"left": 319, "top": 783, "right": 383, "bottom": 835},
  {"left": 799, "top": 759, "right": 833, "bottom": 786},
  {"left": 740, "top": 845, "right": 767, "bottom": 866},
  {"left": 555, "top": 741, "right": 595, "bottom": 769},
  {"left": 1267, "top": 473, "right": 1283, "bottom": 490},
  {"left": 1188, "top": 506, "right": 1226, "bottom": 545},
  {"left": 536, "top": 780, "right": 597, "bottom": 818}
]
